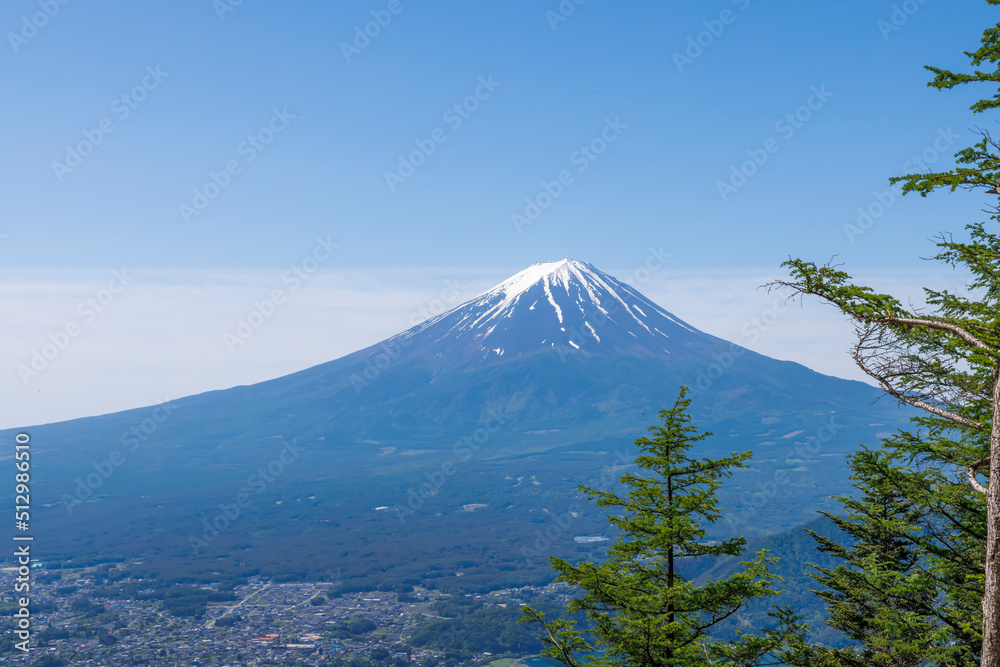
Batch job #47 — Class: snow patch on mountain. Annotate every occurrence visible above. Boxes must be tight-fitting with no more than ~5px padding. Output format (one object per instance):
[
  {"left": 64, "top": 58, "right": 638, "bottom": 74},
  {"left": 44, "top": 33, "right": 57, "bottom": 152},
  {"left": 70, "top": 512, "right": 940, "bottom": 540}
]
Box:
[
  {"left": 380, "top": 259, "right": 703, "bottom": 363},
  {"left": 463, "top": 259, "right": 698, "bottom": 338}
]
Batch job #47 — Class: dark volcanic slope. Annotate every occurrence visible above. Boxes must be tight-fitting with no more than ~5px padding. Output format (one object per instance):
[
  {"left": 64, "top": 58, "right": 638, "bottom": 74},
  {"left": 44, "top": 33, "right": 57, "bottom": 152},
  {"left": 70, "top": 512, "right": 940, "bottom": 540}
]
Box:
[
  {"left": 148, "top": 259, "right": 892, "bottom": 444},
  {"left": 5, "top": 260, "right": 909, "bottom": 589}
]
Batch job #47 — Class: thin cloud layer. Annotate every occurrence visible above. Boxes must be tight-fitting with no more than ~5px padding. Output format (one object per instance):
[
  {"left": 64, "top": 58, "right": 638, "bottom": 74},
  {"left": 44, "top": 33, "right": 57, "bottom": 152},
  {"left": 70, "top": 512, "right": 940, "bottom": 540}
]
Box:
[{"left": 0, "top": 266, "right": 967, "bottom": 429}]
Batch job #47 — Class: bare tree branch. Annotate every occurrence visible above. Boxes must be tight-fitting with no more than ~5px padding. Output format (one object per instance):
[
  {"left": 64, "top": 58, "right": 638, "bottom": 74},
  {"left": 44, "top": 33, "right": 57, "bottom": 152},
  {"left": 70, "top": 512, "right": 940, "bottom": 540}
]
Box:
[
  {"left": 967, "top": 456, "right": 990, "bottom": 496},
  {"left": 852, "top": 334, "right": 986, "bottom": 431}
]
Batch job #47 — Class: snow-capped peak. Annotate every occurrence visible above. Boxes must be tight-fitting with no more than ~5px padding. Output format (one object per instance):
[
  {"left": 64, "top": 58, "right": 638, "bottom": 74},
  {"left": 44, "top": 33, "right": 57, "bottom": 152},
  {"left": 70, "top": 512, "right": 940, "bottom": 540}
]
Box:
[
  {"left": 476, "top": 259, "right": 599, "bottom": 324},
  {"left": 389, "top": 259, "right": 702, "bottom": 364},
  {"left": 487, "top": 259, "right": 595, "bottom": 299}
]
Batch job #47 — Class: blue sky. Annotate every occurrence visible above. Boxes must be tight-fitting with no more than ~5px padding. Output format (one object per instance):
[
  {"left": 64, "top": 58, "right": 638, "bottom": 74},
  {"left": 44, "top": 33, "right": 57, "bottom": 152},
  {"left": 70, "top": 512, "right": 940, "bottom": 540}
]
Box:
[
  {"left": 2, "top": 1, "right": 997, "bottom": 426},
  {"left": 2, "top": 0, "right": 995, "bottom": 270}
]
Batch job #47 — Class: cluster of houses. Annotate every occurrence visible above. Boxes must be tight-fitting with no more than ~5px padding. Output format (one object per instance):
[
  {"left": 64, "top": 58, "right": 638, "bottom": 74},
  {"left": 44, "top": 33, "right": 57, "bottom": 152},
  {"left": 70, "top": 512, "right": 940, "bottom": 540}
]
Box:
[{"left": 0, "top": 567, "right": 572, "bottom": 666}]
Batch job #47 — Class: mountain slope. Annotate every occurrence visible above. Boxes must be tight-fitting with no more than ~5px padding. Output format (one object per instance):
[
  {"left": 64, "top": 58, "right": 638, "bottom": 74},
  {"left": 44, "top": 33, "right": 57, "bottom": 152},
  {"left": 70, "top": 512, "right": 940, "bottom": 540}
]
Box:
[
  {"left": 4, "top": 259, "right": 909, "bottom": 590},
  {"left": 172, "top": 259, "right": 891, "bottom": 443}
]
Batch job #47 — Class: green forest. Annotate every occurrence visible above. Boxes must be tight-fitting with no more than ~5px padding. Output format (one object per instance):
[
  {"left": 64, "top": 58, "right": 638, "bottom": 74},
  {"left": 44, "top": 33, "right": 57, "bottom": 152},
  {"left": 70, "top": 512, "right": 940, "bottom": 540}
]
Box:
[
  {"left": 520, "top": 7, "right": 1000, "bottom": 664},
  {"left": 13, "top": 3, "right": 1000, "bottom": 666}
]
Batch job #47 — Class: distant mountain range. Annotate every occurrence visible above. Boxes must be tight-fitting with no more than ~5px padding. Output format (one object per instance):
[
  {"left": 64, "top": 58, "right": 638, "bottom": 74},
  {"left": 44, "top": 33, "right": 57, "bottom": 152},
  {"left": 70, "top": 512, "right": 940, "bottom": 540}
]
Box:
[{"left": 8, "top": 260, "right": 908, "bottom": 592}]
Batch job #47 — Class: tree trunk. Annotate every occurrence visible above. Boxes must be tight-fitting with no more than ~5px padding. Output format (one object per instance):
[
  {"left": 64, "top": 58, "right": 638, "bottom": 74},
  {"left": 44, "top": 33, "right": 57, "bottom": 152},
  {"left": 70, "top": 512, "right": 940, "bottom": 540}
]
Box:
[
  {"left": 666, "top": 472, "right": 674, "bottom": 666},
  {"left": 984, "top": 367, "right": 1000, "bottom": 667}
]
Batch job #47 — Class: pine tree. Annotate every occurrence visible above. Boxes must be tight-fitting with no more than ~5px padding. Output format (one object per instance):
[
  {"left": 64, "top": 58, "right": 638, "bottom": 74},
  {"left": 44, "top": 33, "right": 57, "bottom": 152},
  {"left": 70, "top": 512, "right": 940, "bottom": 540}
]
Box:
[
  {"left": 801, "top": 425, "right": 984, "bottom": 666},
  {"left": 774, "top": 3, "right": 1000, "bottom": 662},
  {"left": 521, "top": 387, "right": 808, "bottom": 667}
]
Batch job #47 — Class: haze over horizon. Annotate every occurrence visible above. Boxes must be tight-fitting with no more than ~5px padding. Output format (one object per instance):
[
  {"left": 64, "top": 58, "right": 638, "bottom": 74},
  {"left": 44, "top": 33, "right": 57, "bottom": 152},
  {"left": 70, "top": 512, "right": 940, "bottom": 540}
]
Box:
[
  {"left": 1, "top": 258, "right": 969, "bottom": 429},
  {"left": 1, "top": 1, "right": 989, "bottom": 426},
  {"left": 7, "top": 4, "right": 1000, "bottom": 664}
]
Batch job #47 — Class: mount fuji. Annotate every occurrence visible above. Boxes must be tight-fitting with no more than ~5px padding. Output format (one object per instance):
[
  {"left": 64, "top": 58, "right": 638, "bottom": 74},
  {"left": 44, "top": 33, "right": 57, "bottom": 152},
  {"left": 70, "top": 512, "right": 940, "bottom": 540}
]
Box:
[
  {"left": 222, "top": 258, "right": 878, "bottom": 443},
  {"left": 383, "top": 258, "right": 704, "bottom": 364},
  {"left": 6, "top": 259, "right": 909, "bottom": 592}
]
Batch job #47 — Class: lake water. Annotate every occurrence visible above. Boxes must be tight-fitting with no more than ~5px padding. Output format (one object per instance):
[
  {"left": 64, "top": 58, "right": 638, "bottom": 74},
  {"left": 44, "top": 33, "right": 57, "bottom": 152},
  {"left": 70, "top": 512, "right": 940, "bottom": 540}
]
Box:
[{"left": 520, "top": 657, "right": 557, "bottom": 667}]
